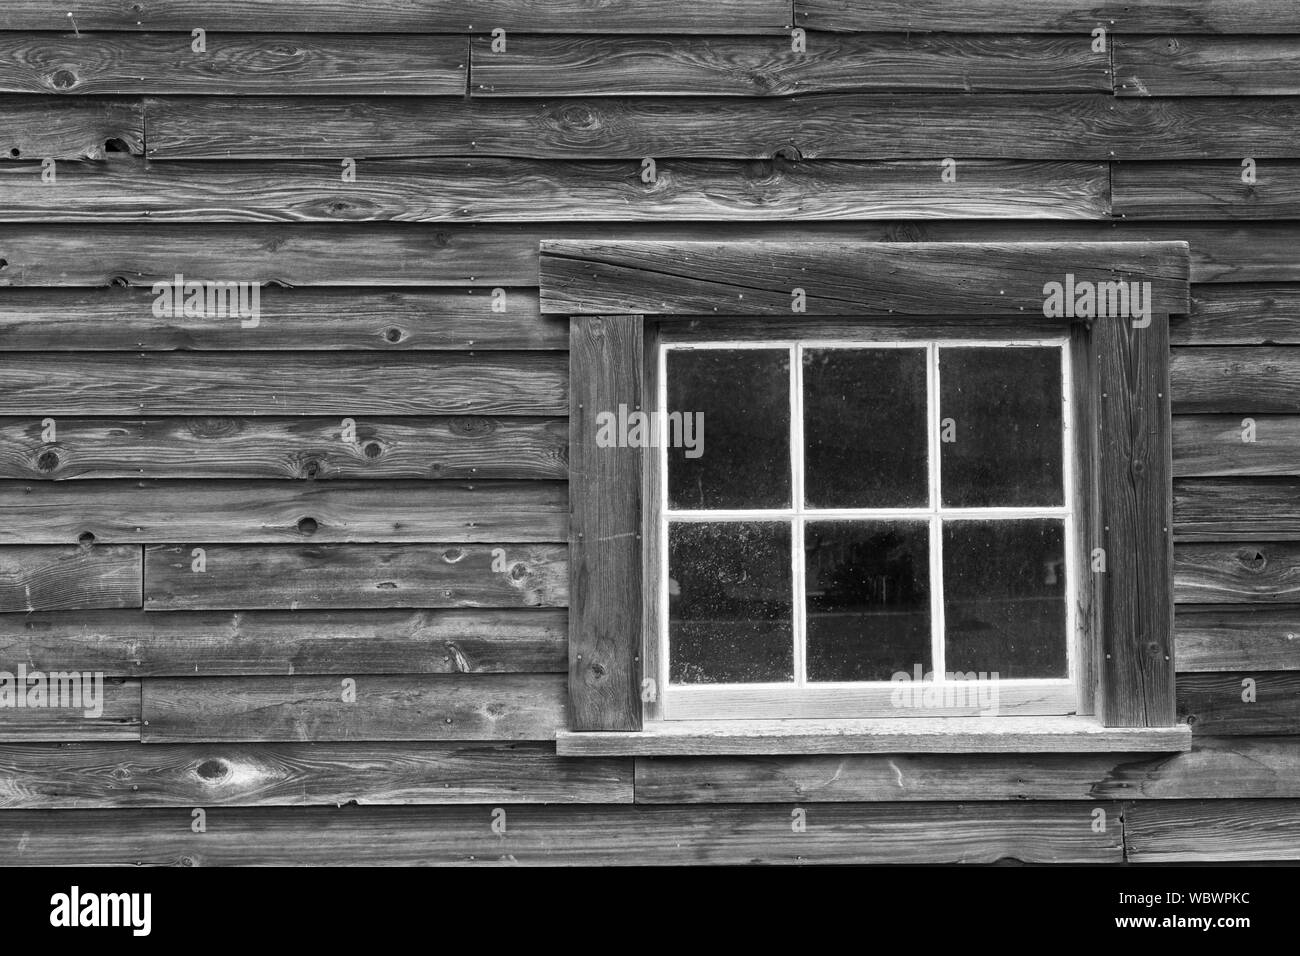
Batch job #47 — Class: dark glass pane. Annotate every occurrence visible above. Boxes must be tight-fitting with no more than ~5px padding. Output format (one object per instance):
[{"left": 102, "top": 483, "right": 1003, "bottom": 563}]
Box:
[
  {"left": 803, "top": 348, "right": 929, "bottom": 508},
  {"left": 942, "top": 519, "right": 1068, "bottom": 678},
  {"left": 668, "top": 521, "right": 793, "bottom": 684},
  {"left": 667, "top": 349, "right": 790, "bottom": 510},
  {"left": 804, "top": 520, "right": 931, "bottom": 682},
  {"left": 939, "top": 347, "right": 1064, "bottom": 507}
]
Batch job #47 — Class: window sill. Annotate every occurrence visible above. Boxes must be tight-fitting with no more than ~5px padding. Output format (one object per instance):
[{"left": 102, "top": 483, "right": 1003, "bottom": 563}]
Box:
[{"left": 555, "top": 716, "right": 1193, "bottom": 756}]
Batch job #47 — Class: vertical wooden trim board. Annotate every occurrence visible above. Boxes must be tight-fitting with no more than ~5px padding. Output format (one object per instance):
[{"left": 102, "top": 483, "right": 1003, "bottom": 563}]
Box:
[
  {"left": 568, "top": 315, "right": 644, "bottom": 730},
  {"left": 1095, "top": 312, "right": 1177, "bottom": 727}
]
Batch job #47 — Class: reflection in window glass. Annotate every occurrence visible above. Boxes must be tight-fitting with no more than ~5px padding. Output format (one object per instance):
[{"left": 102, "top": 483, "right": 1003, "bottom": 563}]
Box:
[
  {"left": 668, "top": 521, "right": 793, "bottom": 684},
  {"left": 667, "top": 349, "right": 790, "bottom": 510},
  {"left": 804, "top": 521, "right": 931, "bottom": 682},
  {"left": 939, "top": 347, "right": 1064, "bottom": 507},
  {"left": 803, "top": 348, "right": 928, "bottom": 508},
  {"left": 942, "top": 519, "right": 1068, "bottom": 678}
]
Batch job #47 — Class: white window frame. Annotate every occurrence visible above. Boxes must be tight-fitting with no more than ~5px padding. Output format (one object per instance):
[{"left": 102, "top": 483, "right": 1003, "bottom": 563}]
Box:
[{"left": 650, "top": 335, "right": 1079, "bottom": 721}]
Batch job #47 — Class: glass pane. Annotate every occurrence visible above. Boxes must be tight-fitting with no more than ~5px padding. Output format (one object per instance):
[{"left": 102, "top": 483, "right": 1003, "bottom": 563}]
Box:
[
  {"left": 804, "top": 520, "right": 931, "bottom": 682},
  {"left": 668, "top": 521, "right": 793, "bottom": 684},
  {"left": 667, "top": 349, "right": 790, "bottom": 510},
  {"left": 939, "top": 346, "right": 1064, "bottom": 507},
  {"left": 942, "top": 519, "right": 1068, "bottom": 678},
  {"left": 803, "top": 348, "right": 929, "bottom": 508}
]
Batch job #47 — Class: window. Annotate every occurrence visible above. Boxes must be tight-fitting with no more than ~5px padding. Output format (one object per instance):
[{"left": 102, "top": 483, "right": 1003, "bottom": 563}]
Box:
[
  {"left": 547, "top": 240, "right": 1193, "bottom": 754},
  {"left": 650, "top": 336, "right": 1080, "bottom": 720}
]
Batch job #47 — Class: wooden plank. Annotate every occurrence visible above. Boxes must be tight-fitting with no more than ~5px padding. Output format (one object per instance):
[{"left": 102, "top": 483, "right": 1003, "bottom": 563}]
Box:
[
  {"left": 470, "top": 34, "right": 1111, "bottom": 96},
  {"left": 0, "top": 480, "right": 566, "bottom": 544},
  {"left": 568, "top": 315, "right": 642, "bottom": 731},
  {"left": 141, "top": 674, "right": 567, "bottom": 742},
  {"left": 0, "top": 802, "right": 1124, "bottom": 865},
  {"left": 0, "top": 677, "right": 138, "bottom": 741},
  {"left": 1175, "top": 541, "right": 1300, "bottom": 602},
  {"left": 142, "top": 95, "right": 1300, "bottom": 161},
  {"left": 1094, "top": 309, "right": 1176, "bottom": 727},
  {"left": 0, "top": 608, "right": 566, "bottom": 676},
  {"left": 0, "top": 156, "right": 1111, "bottom": 222},
  {"left": 0, "top": 545, "right": 139, "bottom": 612},
  {"left": 1173, "top": 415, "right": 1300, "bottom": 476},
  {"left": 0, "top": 741, "right": 631, "bottom": 808},
  {"left": 1116, "top": 35, "right": 1300, "bottom": 96},
  {"left": 0, "top": 33, "right": 466, "bottom": 95},
  {"left": 0, "top": 353, "right": 567, "bottom": 415},
  {"left": 145, "top": 544, "right": 567, "bottom": 610},
  {"left": 541, "top": 240, "right": 1191, "bottom": 316},
  {"left": 559, "top": 718, "right": 1190, "bottom": 756},
  {"left": 1, "top": 222, "right": 1299, "bottom": 288},
  {"left": 0, "top": 287, "right": 562, "bottom": 350},
  {"left": 795, "top": 0, "right": 1300, "bottom": 33},
  {"left": 0, "top": 1, "right": 790, "bottom": 33},
  {"left": 1126, "top": 799, "right": 1300, "bottom": 861},
  {"left": 0, "top": 96, "right": 141, "bottom": 160},
  {"left": 1171, "top": 347, "right": 1300, "bottom": 413},
  {"left": 635, "top": 737, "right": 1300, "bottom": 802},
  {"left": 0, "top": 224, "right": 552, "bottom": 286},
  {"left": 1179, "top": 285, "right": 1300, "bottom": 345},
  {"left": 1176, "top": 606, "right": 1300, "bottom": 671},
  {"left": 1178, "top": 673, "right": 1300, "bottom": 734},
  {"left": 1175, "top": 480, "right": 1300, "bottom": 540},
  {"left": 0, "top": 416, "right": 567, "bottom": 480},
  {"left": 1114, "top": 160, "right": 1300, "bottom": 220}
]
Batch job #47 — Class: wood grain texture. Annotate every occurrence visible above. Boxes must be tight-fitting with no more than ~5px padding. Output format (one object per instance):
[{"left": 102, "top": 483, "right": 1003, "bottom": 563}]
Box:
[
  {"left": 1116, "top": 35, "right": 1300, "bottom": 96},
  {"left": 1125, "top": 799, "right": 1300, "bottom": 861},
  {"left": 141, "top": 674, "right": 567, "bottom": 742},
  {"left": 1114, "top": 160, "right": 1300, "bottom": 220},
  {"left": 1094, "top": 312, "right": 1176, "bottom": 727},
  {"left": 1174, "top": 480, "right": 1300, "bottom": 540},
  {"left": 0, "top": 156, "right": 1111, "bottom": 222},
  {"left": 795, "top": 0, "right": 1300, "bottom": 33},
  {"left": 0, "top": 96, "right": 141, "bottom": 159},
  {"left": 1178, "top": 673, "right": 1300, "bottom": 735},
  {"left": 559, "top": 718, "right": 1190, "bottom": 756},
  {"left": 0, "top": 802, "right": 1124, "bottom": 865},
  {"left": 1176, "top": 606, "right": 1300, "bottom": 671},
  {"left": 1179, "top": 285, "right": 1300, "bottom": 345},
  {"left": 0, "top": 544, "right": 139, "bottom": 612},
  {"left": 0, "top": 480, "right": 566, "bottom": 544},
  {"left": 1, "top": 222, "right": 1298, "bottom": 287},
  {"left": 141, "top": 94, "right": 1300, "bottom": 161},
  {"left": 145, "top": 544, "right": 567, "bottom": 610},
  {"left": 1170, "top": 347, "right": 1300, "bottom": 413},
  {"left": 0, "top": 608, "right": 567, "bottom": 676},
  {"left": 0, "top": 224, "right": 553, "bottom": 286},
  {"left": 0, "top": 1, "right": 791, "bottom": 33},
  {"left": 0, "top": 677, "right": 138, "bottom": 741},
  {"left": 1175, "top": 542, "right": 1300, "bottom": 602},
  {"left": 568, "top": 316, "right": 642, "bottom": 731},
  {"left": 470, "top": 34, "right": 1111, "bottom": 96},
  {"left": 0, "top": 286, "right": 562, "bottom": 350},
  {"left": 0, "top": 353, "right": 567, "bottom": 415},
  {"left": 0, "top": 33, "right": 466, "bottom": 95},
  {"left": 1173, "top": 415, "right": 1300, "bottom": 476},
  {"left": 0, "top": 742, "right": 630, "bottom": 808},
  {"left": 0, "top": 416, "right": 567, "bottom": 480},
  {"left": 542, "top": 240, "right": 1191, "bottom": 316},
  {"left": 635, "top": 737, "right": 1300, "bottom": 802}
]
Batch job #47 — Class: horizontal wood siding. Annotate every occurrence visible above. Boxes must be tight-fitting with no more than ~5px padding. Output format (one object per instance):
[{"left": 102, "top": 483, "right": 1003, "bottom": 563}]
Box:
[
  {"left": 0, "top": 803, "right": 1124, "bottom": 864},
  {"left": 1, "top": 0, "right": 1297, "bottom": 865}
]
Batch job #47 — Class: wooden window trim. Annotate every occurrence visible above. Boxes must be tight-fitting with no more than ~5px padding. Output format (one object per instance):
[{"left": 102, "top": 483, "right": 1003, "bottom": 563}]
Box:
[{"left": 550, "top": 241, "right": 1192, "bottom": 754}]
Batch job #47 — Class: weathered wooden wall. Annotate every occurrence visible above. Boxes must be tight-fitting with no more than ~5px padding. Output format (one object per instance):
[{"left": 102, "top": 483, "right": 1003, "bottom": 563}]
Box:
[{"left": 0, "top": 0, "right": 1298, "bottom": 864}]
